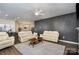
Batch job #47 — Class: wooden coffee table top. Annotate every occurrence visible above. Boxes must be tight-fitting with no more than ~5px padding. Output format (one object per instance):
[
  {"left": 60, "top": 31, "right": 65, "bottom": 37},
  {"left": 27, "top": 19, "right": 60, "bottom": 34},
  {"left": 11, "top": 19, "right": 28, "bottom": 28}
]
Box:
[{"left": 29, "top": 37, "right": 43, "bottom": 48}]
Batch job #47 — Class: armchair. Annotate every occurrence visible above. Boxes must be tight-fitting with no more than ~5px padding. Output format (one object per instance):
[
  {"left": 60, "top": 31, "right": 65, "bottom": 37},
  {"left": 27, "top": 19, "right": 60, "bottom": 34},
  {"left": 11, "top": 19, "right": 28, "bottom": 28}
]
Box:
[
  {"left": 18, "top": 31, "right": 36, "bottom": 42},
  {"left": 40, "top": 31, "right": 59, "bottom": 42},
  {"left": 0, "top": 32, "right": 15, "bottom": 50}
]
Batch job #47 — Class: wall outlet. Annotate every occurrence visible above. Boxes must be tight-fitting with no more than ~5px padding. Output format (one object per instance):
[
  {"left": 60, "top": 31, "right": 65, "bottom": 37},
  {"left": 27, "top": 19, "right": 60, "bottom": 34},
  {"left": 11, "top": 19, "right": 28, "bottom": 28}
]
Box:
[{"left": 63, "top": 36, "right": 65, "bottom": 39}]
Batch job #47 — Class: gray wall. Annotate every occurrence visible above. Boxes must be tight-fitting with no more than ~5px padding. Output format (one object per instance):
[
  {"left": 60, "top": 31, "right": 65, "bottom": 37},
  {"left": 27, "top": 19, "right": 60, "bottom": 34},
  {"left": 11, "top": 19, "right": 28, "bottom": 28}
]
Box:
[{"left": 35, "top": 13, "right": 78, "bottom": 42}]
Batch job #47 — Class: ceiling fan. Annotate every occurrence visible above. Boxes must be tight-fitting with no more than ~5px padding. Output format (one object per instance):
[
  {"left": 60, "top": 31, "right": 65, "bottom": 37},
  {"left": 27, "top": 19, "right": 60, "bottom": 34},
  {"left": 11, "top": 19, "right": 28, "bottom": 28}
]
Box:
[{"left": 34, "top": 9, "right": 45, "bottom": 16}]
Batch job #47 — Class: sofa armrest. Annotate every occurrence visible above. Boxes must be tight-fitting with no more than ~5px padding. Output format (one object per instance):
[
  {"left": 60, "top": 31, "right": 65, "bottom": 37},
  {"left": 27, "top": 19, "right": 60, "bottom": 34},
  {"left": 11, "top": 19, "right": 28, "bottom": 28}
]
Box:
[
  {"left": 9, "top": 36, "right": 14, "bottom": 40},
  {"left": 40, "top": 34, "right": 43, "bottom": 37},
  {"left": 9, "top": 36, "right": 15, "bottom": 44}
]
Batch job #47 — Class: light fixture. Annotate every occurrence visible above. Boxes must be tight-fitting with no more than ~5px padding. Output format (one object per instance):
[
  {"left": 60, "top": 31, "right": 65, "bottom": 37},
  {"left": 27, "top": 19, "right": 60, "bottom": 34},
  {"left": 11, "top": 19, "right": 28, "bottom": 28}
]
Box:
[
  {"left": 35, "top": 12, "right": 39, "bottom": 16},
  {"left": 34, "top": 9, "right": 44, "bottom": 16}
]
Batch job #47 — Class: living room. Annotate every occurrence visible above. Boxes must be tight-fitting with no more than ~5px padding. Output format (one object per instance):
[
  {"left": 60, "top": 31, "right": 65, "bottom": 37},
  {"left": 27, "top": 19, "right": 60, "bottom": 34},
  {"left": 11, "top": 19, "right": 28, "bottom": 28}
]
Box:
[{"left": 0, "top": 3, "right": 78, "bottom": 55}]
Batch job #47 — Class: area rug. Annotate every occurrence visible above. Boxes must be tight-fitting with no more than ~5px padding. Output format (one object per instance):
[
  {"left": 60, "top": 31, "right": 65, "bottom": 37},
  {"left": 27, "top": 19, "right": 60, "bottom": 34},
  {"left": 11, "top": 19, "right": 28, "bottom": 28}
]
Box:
[{"left": 14, "top": 41, "right": 65, "bottom": 55}]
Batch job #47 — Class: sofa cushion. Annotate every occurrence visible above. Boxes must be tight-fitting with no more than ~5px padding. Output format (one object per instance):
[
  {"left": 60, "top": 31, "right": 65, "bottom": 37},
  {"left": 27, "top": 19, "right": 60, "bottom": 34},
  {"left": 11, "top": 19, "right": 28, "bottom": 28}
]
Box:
[
  {"left": 44, "top": 31, "right": 59, "bottom": 35},
  {"left": 0, "top": 36, "right": 8, "bottom": 42},
  {"left": 0, "top": 39, "right": 14, "bottom": 50},
  {"left": 0, "top": 32, "right": 7, "bottom": 35},
  {"left": 0, "top": 32, "right": 9, "bottom": 42},
  {"left": 19, "top": 31, "right": 32, "bottom": 35},
  {"left": 42, "top": 31, "right": 59, "bottom": 42},
  {"left": 0, "top": 39, "right": 11, "bottom": 45},
  {"left": 18, "top": 31, "right": 36, "bottom": 42}
]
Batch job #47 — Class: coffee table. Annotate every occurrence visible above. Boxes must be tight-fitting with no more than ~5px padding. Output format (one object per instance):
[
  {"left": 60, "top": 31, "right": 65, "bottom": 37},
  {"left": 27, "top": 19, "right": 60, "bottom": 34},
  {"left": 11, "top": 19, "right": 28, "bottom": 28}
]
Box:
[{"left": 29, "top": 37, "right": 43, "bottom": 48}]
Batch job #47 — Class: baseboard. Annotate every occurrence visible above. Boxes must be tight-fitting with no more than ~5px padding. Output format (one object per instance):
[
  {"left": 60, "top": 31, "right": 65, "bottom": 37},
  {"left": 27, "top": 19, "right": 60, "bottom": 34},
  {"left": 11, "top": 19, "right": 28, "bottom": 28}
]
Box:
[{"left": 59, "top": 40, "right": 79, "bottom": 45}]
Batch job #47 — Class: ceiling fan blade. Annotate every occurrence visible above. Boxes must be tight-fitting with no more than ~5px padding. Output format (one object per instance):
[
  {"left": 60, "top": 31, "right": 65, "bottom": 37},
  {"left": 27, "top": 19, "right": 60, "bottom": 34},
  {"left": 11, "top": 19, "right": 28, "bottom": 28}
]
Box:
[
  {"left": 39, "top": 13, "right": 45, "bottom": 15},
  {"left": 39, "top": 9, "right": 43, "bottom": 13}
]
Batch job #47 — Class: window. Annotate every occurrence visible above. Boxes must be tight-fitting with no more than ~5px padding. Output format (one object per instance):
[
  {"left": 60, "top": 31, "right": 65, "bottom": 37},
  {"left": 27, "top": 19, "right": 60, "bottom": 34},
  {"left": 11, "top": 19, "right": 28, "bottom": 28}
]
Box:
[{"left": 0, "top": 24, "right": 12, "bottom": 32}]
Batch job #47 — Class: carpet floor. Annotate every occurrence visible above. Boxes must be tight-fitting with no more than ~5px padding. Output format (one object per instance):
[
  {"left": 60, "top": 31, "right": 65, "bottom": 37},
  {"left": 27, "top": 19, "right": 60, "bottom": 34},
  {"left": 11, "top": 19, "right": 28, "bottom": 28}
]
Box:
[{"left": 14, "top": 41, "right": 65, "bottom": 55}]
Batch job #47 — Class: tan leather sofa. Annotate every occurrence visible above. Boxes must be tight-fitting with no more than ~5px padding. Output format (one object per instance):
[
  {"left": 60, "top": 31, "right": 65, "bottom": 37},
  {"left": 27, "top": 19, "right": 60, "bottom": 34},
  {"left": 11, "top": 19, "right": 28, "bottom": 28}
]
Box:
[
  {"left": 40, "top": 31, "right": 59, "bottom": 42},
  {"left": 0, "top": 32, "right": 15, "bottom": 50},
  {"left": 18, "top": 31, "right": 36, "bottom": 42}
]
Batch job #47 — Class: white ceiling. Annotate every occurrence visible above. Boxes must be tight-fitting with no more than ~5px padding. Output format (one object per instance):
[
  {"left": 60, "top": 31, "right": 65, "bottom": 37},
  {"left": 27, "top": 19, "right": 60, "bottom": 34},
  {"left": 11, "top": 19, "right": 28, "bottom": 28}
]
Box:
[{"left": 0, "top": 3, "right": 76, "bottom": 21}]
